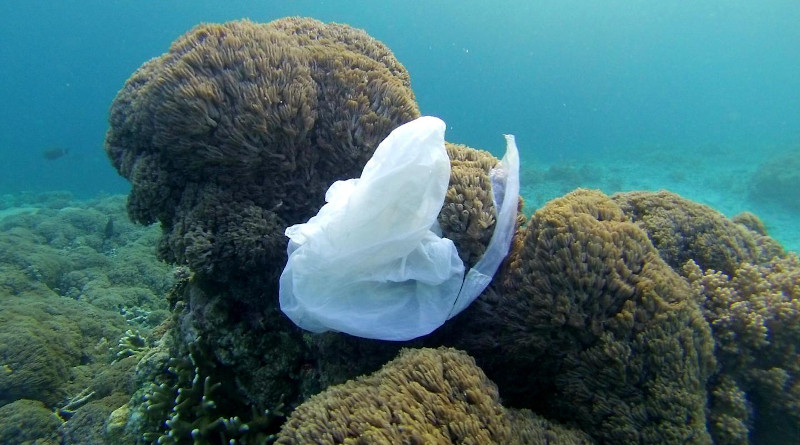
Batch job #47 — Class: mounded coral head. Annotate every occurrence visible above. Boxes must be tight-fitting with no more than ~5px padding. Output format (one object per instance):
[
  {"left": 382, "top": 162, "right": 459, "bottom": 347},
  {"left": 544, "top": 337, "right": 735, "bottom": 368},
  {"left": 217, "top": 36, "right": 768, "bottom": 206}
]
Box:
[
  {"left": 440, "top": 189, "right": 715, "bottom": 444},
  {"left": 748, "top": 149, "right": 800, "bottom": 212},
  {"left": 0, "top": 399, "right": 61, "bottom": 444},
  {"left": 105, "top": 17, "right": 420, "bottom": 282},
  {"left": 612, "top": 190, "right": 784, "bottom": 276},
  {"left": 439, "top": 142, "right": 524, "bottom": 268},
  {"left": 731, "top": 211, "right": 768, "bottom": 236},
  {"left": 275, "top": 347, "right": 594, "bottom": 444},
  {"left": 502, "top": 189, "right": 655, "bottom": 348}
]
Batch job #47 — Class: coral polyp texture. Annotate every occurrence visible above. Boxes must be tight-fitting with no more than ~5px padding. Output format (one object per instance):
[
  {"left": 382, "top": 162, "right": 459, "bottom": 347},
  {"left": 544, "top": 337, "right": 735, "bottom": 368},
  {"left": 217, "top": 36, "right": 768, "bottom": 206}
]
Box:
[
  {"left": 440, "top": 189, "right": 716, "bottom": 444},
  {"left": 684, "top": 254, "right": 800, "bottom": 444},
  {"left": 611, "top": 190, "right": 784, "bottom": 276},
  {"left": 105, "top": 17, "right": 420, "bottom": 282},
  {"left": 275, "top": 347, "right": 594, "bottom": 444},
  {"left": 0, "top": 193, "right": 171, "bottom": 443},
  {"left": 102, "top": 17, "right": 426, "bottom": 441},
  {"left": 439, "top": 142, "right": 525, "bottom": 268},
  {"left": 98, "top": 15, "right": 800, "bottom": 445}
]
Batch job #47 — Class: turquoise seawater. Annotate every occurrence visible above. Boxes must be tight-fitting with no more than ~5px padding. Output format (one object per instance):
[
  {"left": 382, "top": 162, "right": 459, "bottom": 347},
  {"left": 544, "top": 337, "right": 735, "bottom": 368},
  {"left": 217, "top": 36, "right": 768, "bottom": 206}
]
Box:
[
  {"left": 0, "top": 0, "right": 798, "bottom": 248},
  {"left": 1, "top": 2, "right": 800, "bottom": 443}
]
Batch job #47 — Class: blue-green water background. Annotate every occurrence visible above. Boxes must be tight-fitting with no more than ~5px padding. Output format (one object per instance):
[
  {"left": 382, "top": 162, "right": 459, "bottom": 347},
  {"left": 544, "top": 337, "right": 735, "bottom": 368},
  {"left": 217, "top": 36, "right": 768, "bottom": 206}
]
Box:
[{"left": 1, "top": 1, "right": 799, "bottom": 248}]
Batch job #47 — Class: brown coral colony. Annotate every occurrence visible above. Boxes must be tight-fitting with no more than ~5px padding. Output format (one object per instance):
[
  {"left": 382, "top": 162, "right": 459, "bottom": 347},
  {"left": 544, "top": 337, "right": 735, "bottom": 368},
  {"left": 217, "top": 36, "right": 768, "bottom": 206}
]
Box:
[
  {"left": 105, "top": 18, "right": 419, "bottom": 282},
  {"left": 100, "top": 16, "right": 800, "bottom": 445}
]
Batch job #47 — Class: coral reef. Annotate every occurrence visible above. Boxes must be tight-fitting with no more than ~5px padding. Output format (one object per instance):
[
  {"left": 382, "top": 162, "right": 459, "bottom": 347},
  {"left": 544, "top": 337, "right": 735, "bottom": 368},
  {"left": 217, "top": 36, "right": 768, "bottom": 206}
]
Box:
[
  {"left": 438, "top": 143, "right": 501, "bottom": 267},
  {"left": 0, "top": 290, "right": 128, "bottom": 408},
  {"left": 130, "top": 336, "right": 286, "bottom": 444},
  {"left": 276, "top": 347, "right": 594, "bottom": 444},
  {"left": 105, "top": 17, "right": 419, "bottom": 284},
  {"left": 103, "top": 18, "right": 423, "bottom": 420},
  {"left": 92, "top": 14, "right": 800, "bottom": 445},
  {"left": 0, "top": 194, "right": 172, "bottom": 329},
  {"left": 103, "top": 18, "right": 431, "bottom": 439},
  {"left": 731, "top": 211, "right": 768, "bottom": 236},
  {"left": 612, "top": 190, "right": 784, "bottom": 276},
  {"left": 0, "top": 399, "right": 61, "bottom": 444},
  {"left": 436, "top": 189, "right": 715, "bottom": 444},
  {"left": 7, "top": 186, "right": 789, "bottom": 443},
  {"left": 683, "top": 254, "right": 800, "bottom": 444},
  {"left": 748, "top": 149, "right": 800, "bottom": 212},
  {"left": 0, "top": 193, "right": 173, "bottom": 443}
]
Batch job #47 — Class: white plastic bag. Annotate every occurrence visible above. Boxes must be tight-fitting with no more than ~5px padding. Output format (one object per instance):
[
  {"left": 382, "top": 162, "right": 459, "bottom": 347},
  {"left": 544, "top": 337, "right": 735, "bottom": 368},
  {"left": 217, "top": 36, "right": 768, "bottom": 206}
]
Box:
[
  {"left": 279, "top": 116, "right": 465, "bottom": 340},
  {"left": 278, "top": 116, "right": 521, "bottom": 341},
  {"left": 447, "top": 134, "right": 520, "bottom": 318}
]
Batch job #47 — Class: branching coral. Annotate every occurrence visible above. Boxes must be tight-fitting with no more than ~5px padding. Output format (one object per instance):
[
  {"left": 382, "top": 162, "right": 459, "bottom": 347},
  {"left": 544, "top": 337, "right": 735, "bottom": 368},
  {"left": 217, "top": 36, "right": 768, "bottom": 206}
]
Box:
[
  {"left": 705, "top": 375, "right": 751, "bottom": 444},
  {"left": 275, "top": 347, "right": 594, "bottom": 444},
  {"left": 139, "top": 342, "right": 286, "bottom": 444},
  {"left": 112, "top": 329, "right": 148, "bottom": 363}
]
